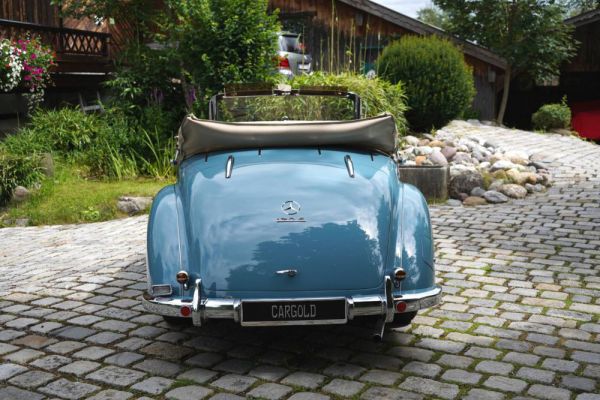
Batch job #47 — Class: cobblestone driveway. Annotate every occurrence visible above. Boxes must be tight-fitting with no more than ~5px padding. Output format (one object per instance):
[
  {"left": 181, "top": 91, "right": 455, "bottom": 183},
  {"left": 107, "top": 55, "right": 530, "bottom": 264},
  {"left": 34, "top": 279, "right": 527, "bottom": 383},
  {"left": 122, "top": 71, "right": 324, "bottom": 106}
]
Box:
[{"left": 1, "top": 126, "right": 599, "bottom": 400}]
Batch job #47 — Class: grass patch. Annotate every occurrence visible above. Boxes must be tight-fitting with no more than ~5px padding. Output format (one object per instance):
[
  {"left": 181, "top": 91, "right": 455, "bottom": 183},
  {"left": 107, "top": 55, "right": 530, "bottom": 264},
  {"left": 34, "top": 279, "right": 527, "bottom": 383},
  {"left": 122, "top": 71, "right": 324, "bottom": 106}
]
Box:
[{"left": 1, "top": 163, "right": 172, "bottom": 226}]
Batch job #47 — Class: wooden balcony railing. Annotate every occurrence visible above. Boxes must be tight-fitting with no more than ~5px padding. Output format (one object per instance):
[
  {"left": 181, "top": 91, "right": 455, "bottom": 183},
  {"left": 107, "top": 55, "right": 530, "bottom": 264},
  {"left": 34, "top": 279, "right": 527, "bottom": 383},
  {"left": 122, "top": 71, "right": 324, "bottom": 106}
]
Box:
[{"left": 0, "top": 18, "right": 110, "bottom": 58}]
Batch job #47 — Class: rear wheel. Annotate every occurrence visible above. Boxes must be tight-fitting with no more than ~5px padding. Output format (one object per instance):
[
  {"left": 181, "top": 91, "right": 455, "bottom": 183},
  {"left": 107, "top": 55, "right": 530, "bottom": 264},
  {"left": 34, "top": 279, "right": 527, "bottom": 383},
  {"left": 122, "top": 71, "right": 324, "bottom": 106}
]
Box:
[{"left": 388, "top": 311, "right": 417, "bottom": 328}]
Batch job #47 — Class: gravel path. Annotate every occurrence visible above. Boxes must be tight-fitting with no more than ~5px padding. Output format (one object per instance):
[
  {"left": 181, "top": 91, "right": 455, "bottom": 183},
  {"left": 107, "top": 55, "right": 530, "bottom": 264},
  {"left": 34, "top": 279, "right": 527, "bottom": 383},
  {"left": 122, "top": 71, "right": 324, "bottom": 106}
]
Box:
[{"left": 0, "top": 125, "right": 598, "bottom": 400}]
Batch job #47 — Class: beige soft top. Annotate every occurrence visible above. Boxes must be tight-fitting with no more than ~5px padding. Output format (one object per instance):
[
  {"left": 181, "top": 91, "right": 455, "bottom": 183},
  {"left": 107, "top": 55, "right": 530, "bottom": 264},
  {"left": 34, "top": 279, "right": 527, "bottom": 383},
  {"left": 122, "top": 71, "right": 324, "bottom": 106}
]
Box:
[{"left": 176, "top": 114, "right": 397, "bottom": 162}]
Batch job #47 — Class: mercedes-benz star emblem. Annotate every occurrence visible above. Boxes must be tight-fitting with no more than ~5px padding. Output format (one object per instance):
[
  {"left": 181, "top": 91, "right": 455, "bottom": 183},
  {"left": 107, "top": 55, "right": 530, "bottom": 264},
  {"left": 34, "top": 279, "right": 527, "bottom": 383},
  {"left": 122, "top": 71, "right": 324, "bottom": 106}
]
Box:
[{"left": 281, "top": 200, "right": 301, "bottom": 215}]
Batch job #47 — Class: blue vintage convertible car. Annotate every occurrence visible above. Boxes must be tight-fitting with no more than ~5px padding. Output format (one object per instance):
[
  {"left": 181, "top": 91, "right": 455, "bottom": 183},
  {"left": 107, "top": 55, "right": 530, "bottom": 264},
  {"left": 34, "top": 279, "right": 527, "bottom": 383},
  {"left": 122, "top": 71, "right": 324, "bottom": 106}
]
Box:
[{"left": 142, "top": 87, "right": 441, "bottom": 339}]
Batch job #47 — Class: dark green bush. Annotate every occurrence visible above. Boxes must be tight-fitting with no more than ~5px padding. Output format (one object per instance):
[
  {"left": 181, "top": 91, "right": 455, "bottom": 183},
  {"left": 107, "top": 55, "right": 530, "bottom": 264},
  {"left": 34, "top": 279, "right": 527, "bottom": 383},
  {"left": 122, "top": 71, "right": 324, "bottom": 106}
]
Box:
[
  {"left": 0, "top": 151, "right": 42, "bottom": 206},
  {"left": 377, "top": 35, "right": 475, "bottom": 131},
  {"left": 532, "top": 99, "right": 571, "bottom": 131}
]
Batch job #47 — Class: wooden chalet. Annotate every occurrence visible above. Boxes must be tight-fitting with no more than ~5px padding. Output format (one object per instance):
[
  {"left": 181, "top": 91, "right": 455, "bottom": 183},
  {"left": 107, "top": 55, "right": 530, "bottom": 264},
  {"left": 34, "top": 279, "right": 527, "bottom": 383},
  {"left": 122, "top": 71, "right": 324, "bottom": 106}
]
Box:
[
  {"left": 269, "top": 0, "right": 507, "bottom": 120},
  {"left": 0, "top": 1, "right": 117, "bottom": 91}
]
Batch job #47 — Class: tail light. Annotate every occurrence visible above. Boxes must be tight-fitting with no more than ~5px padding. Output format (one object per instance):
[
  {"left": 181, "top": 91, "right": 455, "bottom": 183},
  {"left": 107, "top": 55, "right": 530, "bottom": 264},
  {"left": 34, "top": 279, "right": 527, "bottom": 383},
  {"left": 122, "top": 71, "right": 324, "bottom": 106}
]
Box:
[{"left": 278, "top": 56, "right": 290, "bottom": 70}]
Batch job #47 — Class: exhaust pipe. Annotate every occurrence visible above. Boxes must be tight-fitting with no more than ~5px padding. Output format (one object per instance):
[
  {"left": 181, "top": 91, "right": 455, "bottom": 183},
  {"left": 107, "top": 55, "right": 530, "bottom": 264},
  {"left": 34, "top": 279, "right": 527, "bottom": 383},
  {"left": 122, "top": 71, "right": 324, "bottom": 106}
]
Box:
[{"left": 372, "top": 318, "right": 386, "bottom": 341}]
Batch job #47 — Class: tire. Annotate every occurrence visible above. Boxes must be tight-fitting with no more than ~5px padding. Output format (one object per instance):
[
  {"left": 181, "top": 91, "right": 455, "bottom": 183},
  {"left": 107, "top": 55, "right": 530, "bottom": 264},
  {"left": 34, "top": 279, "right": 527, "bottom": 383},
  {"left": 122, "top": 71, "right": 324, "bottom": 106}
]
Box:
[
  {"left": 162, "top": 316, "right": 192, "bottom": 326},
  {"left": 388, "top": 311, "right": 417, "bottom": 328}
]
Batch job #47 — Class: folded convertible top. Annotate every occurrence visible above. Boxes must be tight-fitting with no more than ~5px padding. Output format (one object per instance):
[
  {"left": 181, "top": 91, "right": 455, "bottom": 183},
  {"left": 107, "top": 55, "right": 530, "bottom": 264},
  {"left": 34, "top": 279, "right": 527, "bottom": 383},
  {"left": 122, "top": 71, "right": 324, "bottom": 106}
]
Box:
[{"left": 176, "top": 114, "right": 397, "bottom": 162}]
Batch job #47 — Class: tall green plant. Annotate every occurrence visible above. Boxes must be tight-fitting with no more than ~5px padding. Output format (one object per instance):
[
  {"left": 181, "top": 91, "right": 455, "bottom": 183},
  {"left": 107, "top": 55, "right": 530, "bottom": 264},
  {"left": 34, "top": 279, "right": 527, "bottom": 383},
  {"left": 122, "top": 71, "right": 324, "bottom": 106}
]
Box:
[{"left": 292, "top": 72, "right": 408, "bottom": 134}]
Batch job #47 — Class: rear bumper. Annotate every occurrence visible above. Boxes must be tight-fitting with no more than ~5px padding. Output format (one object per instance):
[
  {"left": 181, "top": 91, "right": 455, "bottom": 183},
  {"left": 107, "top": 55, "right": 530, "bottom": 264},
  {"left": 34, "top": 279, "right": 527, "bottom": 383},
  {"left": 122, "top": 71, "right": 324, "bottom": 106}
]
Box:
[{"left": 141, "top": 278, "right": 442, "bottom": 327}]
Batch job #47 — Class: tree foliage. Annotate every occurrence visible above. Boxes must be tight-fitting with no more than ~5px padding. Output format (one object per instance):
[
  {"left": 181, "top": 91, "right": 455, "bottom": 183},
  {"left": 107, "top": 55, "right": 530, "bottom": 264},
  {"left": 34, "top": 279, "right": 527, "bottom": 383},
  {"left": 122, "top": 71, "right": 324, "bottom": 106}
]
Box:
[
  {"left": 162, "top": 0, "right": 280, "bottom": 102},
  {"left": 54, "top": 0, "right": 280, "bottom": 121},
  {"left": 417, "top": 6, "right": 451, "bottom": 30},
  {"left": 562, "top": 0, "right": 600, "bottom": 15},
  {"left": 434, "top": 0, "right": 577, "bottom": 123}
]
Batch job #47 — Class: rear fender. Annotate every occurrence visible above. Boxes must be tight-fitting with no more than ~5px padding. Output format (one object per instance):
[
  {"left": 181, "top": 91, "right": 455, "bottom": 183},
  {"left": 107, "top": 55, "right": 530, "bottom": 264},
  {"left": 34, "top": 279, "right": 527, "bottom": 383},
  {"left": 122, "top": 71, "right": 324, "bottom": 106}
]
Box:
[
  {"left": 391, "top": 183, "right": 435, "bottom": 293},
  {"left": 146, "top": 184, "right": 190, "bottom": 297}
]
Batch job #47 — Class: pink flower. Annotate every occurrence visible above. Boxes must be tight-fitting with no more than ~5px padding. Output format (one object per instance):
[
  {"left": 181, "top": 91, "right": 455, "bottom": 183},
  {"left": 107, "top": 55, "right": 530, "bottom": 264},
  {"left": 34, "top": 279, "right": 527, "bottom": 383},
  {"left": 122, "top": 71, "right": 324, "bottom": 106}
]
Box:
[{"left": 30, "top": 53, "right": 37, "bottom": 60}]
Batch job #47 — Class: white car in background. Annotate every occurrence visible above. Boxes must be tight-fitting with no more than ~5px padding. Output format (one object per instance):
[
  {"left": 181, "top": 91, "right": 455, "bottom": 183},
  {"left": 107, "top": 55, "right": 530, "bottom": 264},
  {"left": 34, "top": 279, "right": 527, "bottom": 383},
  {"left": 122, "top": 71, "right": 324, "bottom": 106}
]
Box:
[{"left": 277, "top": 32, "right": 312, "bottom": 78}]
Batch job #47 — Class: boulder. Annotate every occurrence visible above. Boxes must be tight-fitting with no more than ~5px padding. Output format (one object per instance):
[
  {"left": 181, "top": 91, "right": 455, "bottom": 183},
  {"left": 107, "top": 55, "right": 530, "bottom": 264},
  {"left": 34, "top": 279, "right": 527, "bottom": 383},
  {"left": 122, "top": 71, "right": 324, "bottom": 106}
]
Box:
[
  {"left": 40, "top": 153, "right": 54, "bottom": 177},
  {"left": 449, "top": 169, "right": 484, "bottom": 199},
  {"left": 499, "top": 184, "right": 527, "bottom": 199},
  {"left": 488, "top": 179, "right": 504, "bottom": 191},
  {"left": 415, "top": 155, "right": 427, "bottom": 166},
  {"left": 415, "top": 146, "right": 433, "bottom": 156},
  {"left": 405, "top": 135, "right": 420, "bottom": 146},
  {"left": 525, "top": 183, "right": 535, "bottom": 193},
  {"left": 418, "top": 139, "right": 431, "bottom": 146},
  {"left": 12, "top": 186, "right": 30, "bottom": 203},
  {"left": 446, "top": 199, "right": 462, "bottom": 206},
  {"left": 452, "top": 152, "right": 474, "bottom": 165},
  {"left": 441, "top": 146, "right": 457, "bottom": 161},
  {"left": 429, "top": 140, "right": 445, "bottom": 148},
  {"left": 463, "top": 196, "right": 487, "bottom": 206},
  {"left": 483, "top": 190, "right": 509, "bottom": 203},
  {"left": 504, "top": 150, "right": 529, "bottom": 165},
  {"left": 117, "top": 196, "right": 153, "bottom": 215},
  {"left": 429, "top": 151, "right": 448, "bottom": 166},
  {"left": 491, "top": 160, "right": 519, "bottom": 171},
  {"left": 14, "top": 218, "right": 30, "bottom": 227},
  {"left": 470, "top": 187, "right": 486, "bottom": 197},
  {"left": 534, "top": 184, "right": 546, "bottom": 192},
  {"left": 506, "top": 169, "right": 530, "bottom": 185}
]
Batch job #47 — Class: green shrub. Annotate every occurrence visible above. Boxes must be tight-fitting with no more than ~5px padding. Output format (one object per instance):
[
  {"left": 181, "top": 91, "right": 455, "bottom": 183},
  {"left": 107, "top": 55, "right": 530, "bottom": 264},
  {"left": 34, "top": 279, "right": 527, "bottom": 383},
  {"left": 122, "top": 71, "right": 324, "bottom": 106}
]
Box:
[
  {"left": 377, "top": 35, "right": 475, "bottom": 131},
  {"left": 532, "top": 98, "right": 571, "bottom": 131},
  {"left": 291, "top": 72, "right": 408, "bottom": 134},
  {"left": 0, "top": 151, "right": 42, "bottom": 206}
]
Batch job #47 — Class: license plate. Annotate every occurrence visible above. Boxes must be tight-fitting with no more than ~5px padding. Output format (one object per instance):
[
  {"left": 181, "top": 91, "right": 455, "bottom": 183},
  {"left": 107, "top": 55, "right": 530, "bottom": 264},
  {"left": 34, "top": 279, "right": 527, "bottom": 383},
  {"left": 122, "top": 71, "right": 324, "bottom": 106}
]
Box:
[
  {"left": 241, "top": 299, "right": 347, "bottom": 326},
  {"left": 298, "top": 63, "right": 311, "bottom": 70}
]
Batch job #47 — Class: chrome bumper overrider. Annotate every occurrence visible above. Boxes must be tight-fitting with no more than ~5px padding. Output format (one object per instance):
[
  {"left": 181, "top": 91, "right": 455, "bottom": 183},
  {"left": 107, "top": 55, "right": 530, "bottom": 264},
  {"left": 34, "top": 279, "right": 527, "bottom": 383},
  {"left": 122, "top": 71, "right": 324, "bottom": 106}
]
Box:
[{"left": 141, "top": 277, "right": 442, "bottom": 327}]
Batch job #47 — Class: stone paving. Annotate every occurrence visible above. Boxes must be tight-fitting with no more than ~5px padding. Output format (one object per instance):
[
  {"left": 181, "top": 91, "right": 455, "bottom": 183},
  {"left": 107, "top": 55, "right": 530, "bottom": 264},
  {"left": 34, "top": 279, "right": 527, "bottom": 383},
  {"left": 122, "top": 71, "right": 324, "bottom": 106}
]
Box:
[{"left": 0, "top": 125, "right": 599, "bottom": 400}]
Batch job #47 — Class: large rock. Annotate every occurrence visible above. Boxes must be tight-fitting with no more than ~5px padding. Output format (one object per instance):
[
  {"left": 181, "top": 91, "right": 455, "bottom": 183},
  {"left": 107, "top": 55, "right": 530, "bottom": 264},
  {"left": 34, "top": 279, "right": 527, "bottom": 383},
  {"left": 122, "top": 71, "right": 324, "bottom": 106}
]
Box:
[
  {"left": 463, "top": 196, "right": 487, "bottom": 206},
  {"left": 499, "top": 184, "right": 527, "bottom": 199},
  {"left": 405, "top": 135, "right": 420, "bottom": 147},
  {"left": 449, "top": 169, "right": 484, "bottom": 199},
  {"left": 452, "top": 152, "right": 474, "bottom": 165},
  {"left": 429, "top": 150, "right": 448, "bottom": 166},
  {"left": 441, "top": 146, "right": 457, "bottom": 161},
  {"left": 429, "top": 140, "right": 445, "bottom": 148},
  {"left": 415, "top": 146, "right": 433, "bottom": 156},
  {"left": 40, "top": 153, "right": 55, "bottom": 177},
  {"left": 483, "top": 190, "right": 509, "bottom": 203},
  {"left": 470, "top": 187, "right": 486, "bottom": 197},
  {"left": 491, "top": 160, "right": 520, "bottom": 171},
  {"left": 12, "top": 186, "right": 30, "bottom": 203},
  {"left": 415, "top": 155, "right": 427, "bottom": 166},
  {"left": 504, "top": 150, "right": 529, "bottom": 165},
  {"left": 506, "top": 169, "right": 537, "bottom": 185},
  {"left": 117, "top": 196, "right": 153, "bottom": 214}
]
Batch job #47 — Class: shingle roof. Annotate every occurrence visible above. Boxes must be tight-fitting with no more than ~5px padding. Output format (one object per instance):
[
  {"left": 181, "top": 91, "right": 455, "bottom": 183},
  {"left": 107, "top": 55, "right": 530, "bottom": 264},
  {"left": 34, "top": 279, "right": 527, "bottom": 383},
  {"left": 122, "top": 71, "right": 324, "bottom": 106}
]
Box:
[{"left": 338, "top": 0, "right": 507, "bottom": 69}]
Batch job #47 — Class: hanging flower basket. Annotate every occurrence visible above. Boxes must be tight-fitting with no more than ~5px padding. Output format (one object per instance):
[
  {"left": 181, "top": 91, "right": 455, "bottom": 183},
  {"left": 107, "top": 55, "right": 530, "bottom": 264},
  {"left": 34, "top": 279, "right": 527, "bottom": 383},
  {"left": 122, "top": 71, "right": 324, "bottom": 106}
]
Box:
[{"left": 0, "top": 37, "right": 56, "bottom": 112}]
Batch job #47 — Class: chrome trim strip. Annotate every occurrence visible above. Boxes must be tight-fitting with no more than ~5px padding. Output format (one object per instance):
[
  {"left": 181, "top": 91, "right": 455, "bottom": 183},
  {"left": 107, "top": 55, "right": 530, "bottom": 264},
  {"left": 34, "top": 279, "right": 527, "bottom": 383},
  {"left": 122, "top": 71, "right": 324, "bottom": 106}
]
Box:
[
  {"left": 141, "top": 285, "right": 443, "bottom": 327},
  {"left": 225, "top": 155, "right": 234, "bottom": 178},
  {"left": 192, "top": 279, "right": 202, "bottom": 326},
  {"left": 384, "top": 276, "right": 395, "bottom": 323},
  {"left": 344, "top": 155, "right": 355, "bottom": 178}
]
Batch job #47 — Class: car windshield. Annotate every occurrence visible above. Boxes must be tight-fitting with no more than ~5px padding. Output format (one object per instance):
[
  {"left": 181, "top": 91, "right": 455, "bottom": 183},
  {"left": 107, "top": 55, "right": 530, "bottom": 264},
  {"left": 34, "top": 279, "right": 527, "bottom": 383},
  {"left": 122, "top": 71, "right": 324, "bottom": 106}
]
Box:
[
  {"left": 217, "top": 94, "right": 357, "bottom": 122},
  {"left": 279, "top": 35, "right": 302, "bottom": 53}
]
